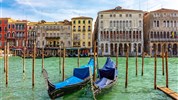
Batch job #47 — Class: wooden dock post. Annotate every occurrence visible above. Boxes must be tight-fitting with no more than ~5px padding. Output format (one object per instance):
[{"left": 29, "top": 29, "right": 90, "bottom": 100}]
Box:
[
  {"left": 42, "top": 47, "right": 44, "bottom": 72},
  {"left": 165, "top": 51, "right": 168, "bottom": 88},
  {"left": 59, "top": 46, "right": 61, "bottom": 74},
  {"left": 116, "top": 47, "right": 118, "bottom": 69},
  {"left": 6, "top": 42, "right": 9, "bottom": 87},
  {"left": 162, "top": 47, "right": 164, "bottom": 76},
  {"left": 93, "top": 41, "right": 96, "bottom": 81},
  {"left": 154, "top": 52, "right": 157, "bottom": 89},
  {"left": 78, "top": 48, "right": 80, "bottom": 67},
  {"left": 32, "top": 42, "right": 36, "bottom": 88},
  {"left": 62, "top": 43, "right": 65, "bottom": 81},
  {"left": 125, "top": 45, "right": 129, "bottom": 88},
  {"left": 141, "top": 51, "right": 144, "bottom": 76},
  {"left": 135, "top": 47, "right": 138, "bottom": 76},
  {"left": 4, "top": 44, "right": 6, "bottom": 73},
  {"left": 23, "top": 47, "right": 26, "bottom": 73}
]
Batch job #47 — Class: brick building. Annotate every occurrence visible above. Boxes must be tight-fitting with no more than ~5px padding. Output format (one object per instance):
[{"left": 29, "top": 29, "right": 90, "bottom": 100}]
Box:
[{"left": 0, "top": 18, "right": 27, "bottom": 55}]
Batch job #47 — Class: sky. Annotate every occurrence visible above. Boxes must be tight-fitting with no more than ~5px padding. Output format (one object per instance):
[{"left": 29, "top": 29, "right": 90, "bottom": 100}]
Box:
[{"left": 1, "top": 0, "right": 178, "bottom": 22}]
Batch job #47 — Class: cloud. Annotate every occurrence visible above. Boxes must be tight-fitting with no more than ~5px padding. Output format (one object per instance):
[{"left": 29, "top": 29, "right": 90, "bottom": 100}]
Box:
[{"left": 2, "top": 0, "right": 178, "bottom": 22}]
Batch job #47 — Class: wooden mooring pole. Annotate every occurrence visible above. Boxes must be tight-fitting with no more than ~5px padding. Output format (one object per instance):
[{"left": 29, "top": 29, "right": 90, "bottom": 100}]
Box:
[
  {"left": 42, "top": 47, "right": 44, "bottom": 72},
  {"left": 162, "top": 47, "right": 164, "bottom": 76},
  {"left": 125, "top": 45, "right": 129, "bottom": 88},
  {"left": 23, "top": 47, "right": 26, "bottom": 73},
  {"left": 78, "top": 48, "right": 80, "bottom": 67},
  {"left": 141, "top": 50, "right": 144, "bottom": 76},
  {"left": 59, "top": 46, "right": 61, "bottom": 74},
  {"left": 32, "top": 42, "right": 36, "bottom": 88},
  {"left": 135, "top": 47, "right": 138, "bottom": 76},
  {"left": 165, "top": 51, "right": 168, "bottom": 88},
  {"left": 93, "top": 41, "right": 96, "bottom": 81},
  {"left": 6, "top": 42, "right": 9, "bottom": 87},
  {"left": 62, "top": 43, "right": 65, "bottom": 81},
  {"left": 116, "top": 47, "right": 118, "bottom": 69},
  {"left": 4, "top": 44, "right": 6, "bottom": 73},
  {"left": 154, "top": 52, "right": 157, "bottom": 89}
]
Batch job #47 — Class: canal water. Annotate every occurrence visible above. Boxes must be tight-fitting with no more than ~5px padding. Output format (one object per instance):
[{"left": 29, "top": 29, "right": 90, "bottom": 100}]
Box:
[{"left": 0, "top": 57, "right": 178, "bottom": 100}]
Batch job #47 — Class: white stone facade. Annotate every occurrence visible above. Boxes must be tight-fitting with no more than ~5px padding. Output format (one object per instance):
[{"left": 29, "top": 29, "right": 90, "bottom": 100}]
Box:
[{"left": 96, "top": 6, "right": 144, "bottom": 56}]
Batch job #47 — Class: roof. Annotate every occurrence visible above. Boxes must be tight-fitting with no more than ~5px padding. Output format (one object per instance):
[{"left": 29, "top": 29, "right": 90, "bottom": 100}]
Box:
[
  {"left": 28, "top": 20, "right": 71, "bottom": 26},
  {"left": 99, "top": 6, "right": 143, "bottom": 13},
  {"left": 71, "top": 16, "right": 93, "bottom": 20},
  {"left": 151, "top": 8, "right": 178, "bottom": 13}
]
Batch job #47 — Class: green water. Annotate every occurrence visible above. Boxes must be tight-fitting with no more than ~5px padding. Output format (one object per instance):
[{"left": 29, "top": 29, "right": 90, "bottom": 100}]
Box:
[{"left": 0, "top": 57, "right": 178, "bottom": 100}]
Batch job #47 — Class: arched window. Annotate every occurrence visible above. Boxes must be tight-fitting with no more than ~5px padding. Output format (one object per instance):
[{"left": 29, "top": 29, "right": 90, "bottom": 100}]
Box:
[
  {"left": 154, "top": 32, "right": 156, "bottom": 39},
  {"left": 167, "top": 21, "right": 169, "bottom": 27},
  {"left": 163, "top": 21, "right": 166, "bottom": 27},
  {"left": 110, "top": 21, "right": 112, "bottom": 27},
  {"left": 101, "top": 43, "right": 104, "bottom": 52},
  {"left": 101, "top": 31, "right": 103, "bottom": 40},
  {"left": 164, "top": 32, "right": 166, "bottom": 38},
  {"left": 151, "top": 32, "right": 153, "bottom": 38},
  {"left": 113, "top": 21, "right": 116, "bottom": 27},
  {"left": 167, "top": 32, "right": 169, "bottom": 38},
  {"left": 88, "top": 20, "right": 91, "bottom": 24},
  {"left": 105, "top": 43, "right": 108, "bottom": 53}
]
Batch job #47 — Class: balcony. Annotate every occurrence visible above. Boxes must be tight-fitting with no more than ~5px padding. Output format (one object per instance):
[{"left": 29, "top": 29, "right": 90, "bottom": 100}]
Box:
[
  {"left": 45, "top": 36, "right": 60, "bottom": 39},
  {"left": 150, "top": 38, "right": 178, "bottom": 42},
  {"left": 6, "top": 36, "right": 16, "bottom": 40}
]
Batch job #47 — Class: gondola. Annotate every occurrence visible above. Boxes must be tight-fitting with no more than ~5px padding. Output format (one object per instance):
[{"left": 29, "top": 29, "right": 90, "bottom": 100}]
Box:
[
  {"left": 93, "top": 57, "right": 118, "bottom": 95},
  {"left": 42, "top": 58, "right": 94, "bottom": 99}
]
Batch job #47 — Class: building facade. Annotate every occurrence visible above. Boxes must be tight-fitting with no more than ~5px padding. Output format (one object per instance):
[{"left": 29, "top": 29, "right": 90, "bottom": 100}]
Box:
[
  {"left": 144, "top": 8, "right": 178, "bottom": 56},
  {"left": 95, "top": 6, "right": 144, "bottom": 56},
  {"left": 0, "top": 18, "right": 27, "bottom": 55},
  {"left": 71, "top": 17, "right": 93, "bottom": 49},
  {"left": 27, "top": 20, "right": 72, "bottom": 56}
]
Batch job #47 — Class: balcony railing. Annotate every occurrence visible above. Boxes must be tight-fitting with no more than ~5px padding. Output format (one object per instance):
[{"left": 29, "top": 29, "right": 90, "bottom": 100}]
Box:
[{"left": 150, "top": 38, "right": 178, "bottom": 42}]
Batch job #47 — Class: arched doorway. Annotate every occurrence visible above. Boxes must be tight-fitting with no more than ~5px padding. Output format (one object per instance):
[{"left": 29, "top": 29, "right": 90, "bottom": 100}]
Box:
[
  {"left": 115, "top": 43, "right": 117, "bottom": 53},
  {"left": 138, "top": 43, "right": 142, "bottom": 53},
  {"left": 173, "top": 44, "right": 177, "bottom": 55},
  {"left": 152, "top": 44, "right": 156, "bottom": 55},
  {"left": 158, "top": 44, "right": 161, "bottom": 54},
  {"left": 168, "top": 44, "right": 172, "bottom": 55},
  {"left": 119, "top": 43, "right": 123, "bottom": 56},
  {"left": 110, "top": 43, "right": 114, "bottom": 56}
]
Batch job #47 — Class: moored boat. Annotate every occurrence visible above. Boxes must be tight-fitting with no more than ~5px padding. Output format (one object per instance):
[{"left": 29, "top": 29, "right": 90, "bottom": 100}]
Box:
[
  {"left": 93, "top": 57, "right": 118, "bottom": 96},
  {"left": 42, "top": 58, "right": 94, "bottom": 99}
]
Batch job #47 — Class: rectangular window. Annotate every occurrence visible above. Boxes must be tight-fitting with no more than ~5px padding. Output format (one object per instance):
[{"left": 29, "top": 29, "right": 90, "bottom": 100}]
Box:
[
  {"left": 88, "top": 33, "right": 91, "bottom": 39},
  {"left": 101, "top": 15, "right": 103, "bottom": 18},
  {"left": 4, "top": 27, "right": 7, "bottom": 32},
  {"left": 83, "top": 33, "right": 85, "bottom": 39},
  {"left": 139, "top": 20, "right": 142, "bottom": 27},
  {"left": 129, "top": 14, "right": 132, "bottom": 17},
  {"left": 8, "top": 24, "right": 11, "bottom": 29},
  {"left": 83, "top": 42, "right": 85, "bottom": 46}
]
